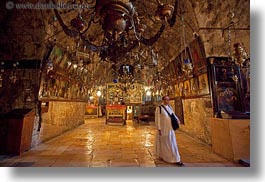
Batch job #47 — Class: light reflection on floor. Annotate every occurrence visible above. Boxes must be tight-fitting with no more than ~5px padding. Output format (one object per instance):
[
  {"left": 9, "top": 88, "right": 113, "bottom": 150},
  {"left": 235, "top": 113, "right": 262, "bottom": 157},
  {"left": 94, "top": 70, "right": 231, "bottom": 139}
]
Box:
[{"left": 0, "top": 117, "right": 242, "bottom": 167}]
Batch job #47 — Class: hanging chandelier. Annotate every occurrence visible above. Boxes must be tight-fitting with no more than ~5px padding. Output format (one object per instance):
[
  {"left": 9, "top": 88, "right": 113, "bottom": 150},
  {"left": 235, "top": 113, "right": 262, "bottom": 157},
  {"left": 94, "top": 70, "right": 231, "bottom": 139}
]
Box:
[
  {"left": 51, "top": 0, "right": 178, "bottom": 61},
  {"left": 114, "top": 64, "right": 135, "bottom": 93}
]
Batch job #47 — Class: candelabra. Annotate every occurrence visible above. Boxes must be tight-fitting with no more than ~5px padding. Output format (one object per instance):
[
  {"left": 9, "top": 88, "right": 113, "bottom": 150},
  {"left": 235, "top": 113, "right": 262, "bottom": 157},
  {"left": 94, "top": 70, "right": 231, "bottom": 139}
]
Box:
[
  {"left": 233, "top": 43, "right": 249, "bottom": 67},
  {"left": 182, "top": 59, "right": 194, "bottom": 78},
  {"left": 115, "top": 68, "right": 135, "bottom": 93}
]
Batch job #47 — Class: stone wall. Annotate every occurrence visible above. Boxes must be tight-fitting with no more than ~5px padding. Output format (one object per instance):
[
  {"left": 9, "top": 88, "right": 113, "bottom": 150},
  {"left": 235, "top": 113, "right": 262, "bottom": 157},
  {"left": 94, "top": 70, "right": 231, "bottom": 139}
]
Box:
[
  {"left": 0, "top": 68, "right": 40, "bottom": 114},
  {"left": 181, "top": 97, "right": 213, "bottom": 145},
  {"left": 32, "top": 101, "right": 86, "bottom": 145},
  {"left": 191, "top": 0, "right": 250, "bottom": 57},
  {"left": 177, "top": 0, "right": 250, "bottom": 146},
  {"left": 0, "top": 2, "right": 47, "bottom": 60}
]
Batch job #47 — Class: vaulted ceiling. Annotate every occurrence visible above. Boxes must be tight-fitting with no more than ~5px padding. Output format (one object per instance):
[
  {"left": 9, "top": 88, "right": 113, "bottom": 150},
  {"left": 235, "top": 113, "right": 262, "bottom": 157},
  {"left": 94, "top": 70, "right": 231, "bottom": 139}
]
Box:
[{"left": 0, "top": 0, "right": 250, "bottom": 85}]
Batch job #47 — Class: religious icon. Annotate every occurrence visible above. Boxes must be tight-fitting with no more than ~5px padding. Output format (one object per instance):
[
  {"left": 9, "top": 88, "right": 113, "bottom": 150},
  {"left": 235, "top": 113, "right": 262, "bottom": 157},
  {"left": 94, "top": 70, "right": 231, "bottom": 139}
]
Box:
[
  {"left": 190, "top": 78, "right": 199, "bottom": 95},
  {"left": 183, "top": 80, "right": 191, "bottom": 96},
  {"left": 198, "top": 73, "right": 209, "bottom": 95}
]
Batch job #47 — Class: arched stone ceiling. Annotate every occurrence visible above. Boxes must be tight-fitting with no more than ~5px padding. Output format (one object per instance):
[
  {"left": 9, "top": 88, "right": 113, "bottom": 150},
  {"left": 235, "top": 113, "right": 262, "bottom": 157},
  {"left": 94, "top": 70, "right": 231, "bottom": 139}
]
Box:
[{"left": 0, "top": 0, "right": 250, "bottom": 84}]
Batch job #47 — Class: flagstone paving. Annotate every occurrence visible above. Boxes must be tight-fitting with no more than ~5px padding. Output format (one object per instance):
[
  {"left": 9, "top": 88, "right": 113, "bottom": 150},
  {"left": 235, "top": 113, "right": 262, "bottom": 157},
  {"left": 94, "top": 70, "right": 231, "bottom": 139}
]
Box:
[{"left": 0, "top": 118, "right": 243, "bottom": 167}]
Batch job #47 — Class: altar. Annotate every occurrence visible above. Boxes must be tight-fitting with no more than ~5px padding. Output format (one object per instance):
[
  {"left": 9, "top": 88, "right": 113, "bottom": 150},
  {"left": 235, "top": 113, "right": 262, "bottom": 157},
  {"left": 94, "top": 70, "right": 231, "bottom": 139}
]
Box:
[
  {"left": 84, "top": 105, "right": 99, "bottom": 118},
  {"left": 106, "top": 105, "right": 126, "bottom": 125}
]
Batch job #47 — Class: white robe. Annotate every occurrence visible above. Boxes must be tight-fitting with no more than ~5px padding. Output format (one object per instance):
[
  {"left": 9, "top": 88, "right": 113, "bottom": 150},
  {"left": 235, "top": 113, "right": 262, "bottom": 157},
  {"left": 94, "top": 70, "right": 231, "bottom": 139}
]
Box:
[{"left": 155, "top": 104, "right": 181, "bottom": 163}]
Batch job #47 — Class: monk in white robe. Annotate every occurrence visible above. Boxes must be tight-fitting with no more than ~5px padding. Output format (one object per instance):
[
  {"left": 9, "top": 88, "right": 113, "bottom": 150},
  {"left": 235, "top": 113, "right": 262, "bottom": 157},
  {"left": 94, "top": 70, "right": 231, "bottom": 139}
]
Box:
[{"left": 155, "top": 96, "right": 183, "bottom": 166}]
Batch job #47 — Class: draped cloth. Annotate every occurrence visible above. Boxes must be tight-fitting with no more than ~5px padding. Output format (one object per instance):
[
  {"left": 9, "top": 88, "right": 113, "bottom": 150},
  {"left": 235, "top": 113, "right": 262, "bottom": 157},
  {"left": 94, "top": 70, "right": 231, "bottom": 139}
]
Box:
[{"left": 155, "top": 104, "right": 181, "bottom": 163}]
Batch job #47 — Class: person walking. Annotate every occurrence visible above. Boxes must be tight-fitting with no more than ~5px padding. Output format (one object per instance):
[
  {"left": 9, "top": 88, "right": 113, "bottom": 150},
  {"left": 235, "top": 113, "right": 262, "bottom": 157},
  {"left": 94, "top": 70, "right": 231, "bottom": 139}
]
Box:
[{"left": 155, "top": 95, "right": 184, "bottom": 166}]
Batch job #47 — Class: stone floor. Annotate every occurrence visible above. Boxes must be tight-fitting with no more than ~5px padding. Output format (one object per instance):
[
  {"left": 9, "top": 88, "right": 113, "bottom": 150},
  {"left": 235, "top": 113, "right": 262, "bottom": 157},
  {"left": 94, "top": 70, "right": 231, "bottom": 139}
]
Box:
[{"left": 0, "top": 117, "right": 243, "bottom": 167}]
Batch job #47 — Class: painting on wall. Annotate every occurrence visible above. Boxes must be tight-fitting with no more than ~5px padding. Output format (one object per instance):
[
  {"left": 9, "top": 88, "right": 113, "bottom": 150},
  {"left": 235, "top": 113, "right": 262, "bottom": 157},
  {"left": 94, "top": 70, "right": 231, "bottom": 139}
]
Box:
[
  {"left": 216, "top": 82, "right": 242, "bottom": 112},
  {"left": 215, "top": 66, "right": 235, "bottom": 82},
  {"left": 198, "top": 73, "right": 210, "bottom": 95},
  {"left": 38, "top": 45, "right": 90, "bottom": 101},
  {"left": 190, "top": 77, "right": 199, "bottom": 95},
  {"left": 174, "top": 74, "right": 210, "bottom": 98},
  {"left": 173, "top": 55, "right": 183, "bottom": 79},
  {"left": 174, "top": 83, "right": 180, "bottom": 97},
  {"left": 58, "top": 54, "right": 68, "bottom": 70},
  {"left": 183, "top": 80, "right": 191, "bottom": 96},
  {"left": 178, "top": 82, "right": 184, "bottom": 97},
  {"left": 189, "top": 36, "right": 207, "bottom": 74},
  {"left": 49, "top": 46, "right": 63, "bottom": 65},
  {"left": 208, "top": 57, "right": 245, "bottom": 116}
]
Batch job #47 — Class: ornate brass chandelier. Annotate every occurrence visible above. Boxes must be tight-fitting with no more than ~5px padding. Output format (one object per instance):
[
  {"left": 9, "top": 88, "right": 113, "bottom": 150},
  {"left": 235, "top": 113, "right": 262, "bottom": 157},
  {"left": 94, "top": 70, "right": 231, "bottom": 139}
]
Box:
[
  {"left": 115, "top": 64, "right": 135, "bottom": 93},
  {"left": 52, "top": 0, "right": 178, "bottom": 62}
]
